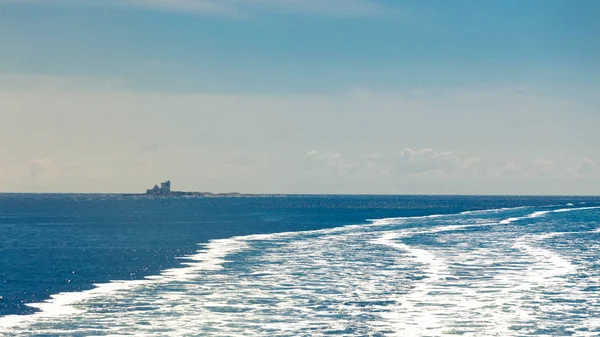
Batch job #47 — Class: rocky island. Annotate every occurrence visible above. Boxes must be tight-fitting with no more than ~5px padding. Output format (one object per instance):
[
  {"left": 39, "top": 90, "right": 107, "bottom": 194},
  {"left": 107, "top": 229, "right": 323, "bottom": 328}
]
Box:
[{"left": 122, "top": 180, "right": 259, "bottom": 197}]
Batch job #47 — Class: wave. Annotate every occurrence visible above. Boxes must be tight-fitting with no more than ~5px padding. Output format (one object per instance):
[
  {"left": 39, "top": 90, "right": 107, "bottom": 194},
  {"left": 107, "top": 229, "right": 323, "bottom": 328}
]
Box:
[
  {"left": 0, "top": 238, "right": 249, "bottom": 331},
  {"left": 498, "top": 206, "right": 600, "bottom": 225},
  {"left": 367, "top": 205, "right": 533, "bottom": 226},
  {"left": 367, "top": 208, "right": 600, "bottom": 336}
]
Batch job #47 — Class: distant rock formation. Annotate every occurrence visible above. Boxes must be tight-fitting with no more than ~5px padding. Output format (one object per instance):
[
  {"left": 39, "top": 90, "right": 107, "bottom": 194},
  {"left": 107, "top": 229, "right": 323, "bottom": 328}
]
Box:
[
  {"left": 137, "top": 180, "right": 255, "bottom": 197},
  {"left": 146, "top": 180, "right": 171, "bottom": 195}
]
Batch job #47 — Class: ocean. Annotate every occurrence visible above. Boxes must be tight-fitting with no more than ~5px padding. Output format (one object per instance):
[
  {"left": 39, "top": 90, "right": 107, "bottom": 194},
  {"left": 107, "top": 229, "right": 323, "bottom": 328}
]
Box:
[{"left": 0, "top": 194, "right": 599, "bottom": 336}]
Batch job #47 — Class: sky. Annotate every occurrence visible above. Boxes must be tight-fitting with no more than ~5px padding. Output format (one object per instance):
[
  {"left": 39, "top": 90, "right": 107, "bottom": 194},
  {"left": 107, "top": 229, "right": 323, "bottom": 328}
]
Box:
[{"left": 0, "top": 0, "right": 599, "bottom": 194}]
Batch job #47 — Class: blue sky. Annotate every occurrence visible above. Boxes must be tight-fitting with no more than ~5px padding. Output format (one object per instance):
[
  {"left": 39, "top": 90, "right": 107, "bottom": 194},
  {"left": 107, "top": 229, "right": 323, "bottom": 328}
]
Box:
[
  {"left": 1, "top": 0, "right": 599, "bottom": 193},
  {"left": 2, "top": 0, "right": 598, "bottom": 93}
]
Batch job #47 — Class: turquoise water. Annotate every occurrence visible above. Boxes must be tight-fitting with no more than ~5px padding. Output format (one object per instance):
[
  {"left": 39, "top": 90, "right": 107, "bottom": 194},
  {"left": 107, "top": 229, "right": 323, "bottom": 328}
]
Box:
[{"left": 1, "top": 195, "right": 599, "bottom": 336}]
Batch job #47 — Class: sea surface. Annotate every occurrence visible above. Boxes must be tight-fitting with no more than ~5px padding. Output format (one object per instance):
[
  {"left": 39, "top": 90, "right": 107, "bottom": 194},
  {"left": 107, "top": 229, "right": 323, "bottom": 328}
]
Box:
[{"left": 1, "top": 194, "right": 599, "bottom": 336}]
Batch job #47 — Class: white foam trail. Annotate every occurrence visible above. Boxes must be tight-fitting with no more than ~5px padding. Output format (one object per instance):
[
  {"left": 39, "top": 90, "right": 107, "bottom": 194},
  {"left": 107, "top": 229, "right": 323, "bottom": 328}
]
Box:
[
  {"left": 366, "top": 206, "right": 600, "bottom": 336},
  {"left": 2, "top": 203, "right": 599, "bottom": 336},
  {"left": 506, "top": 232, "right": 600, "bottom": 336},
  {"left": 0, "top": 238, "right": 248, "bottom": 331},
  {"left": 459, "top": 206, "right": 530, "bottom": 215},
  {"left": 498, "top": 206, "right": 600, "bottom": 225},
  {"left": 368, "top": 205, "right": 532, "bottom": 226},
  {"left": 0, "top": 205, "right": 560, "bottom": 332},
  {"left": 498, "top": 210, "right": 548, "bottom": 224},
  {"left": 552, "top": 206, "right": 600, "bottom": 213},
  {"left": 0, "top": 207, "right": 493, "bottom": 335},
  {"left": 366, "top": 213, "right": 444, "bottom": 226},
  {"left": 2, "top": 220, "right": 435, "bottom": 330},
  {"left": 513, "top": 235, "right": 577, "bottom": 280},
  {"left": 372, "top": 205, "right": 600, "bottom": 228},
  {"left": 371, "top": 232, "right": 454, "bottom": 335},
  {"left": 0, "top": 223, "right": 382, "bottom": 332}
]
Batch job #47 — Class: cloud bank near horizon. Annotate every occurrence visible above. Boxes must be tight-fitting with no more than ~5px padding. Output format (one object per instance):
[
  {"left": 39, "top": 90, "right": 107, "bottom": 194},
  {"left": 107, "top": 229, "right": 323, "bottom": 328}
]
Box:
[{"left": 1, "top": 77, "right": 598, "bottom": 195}]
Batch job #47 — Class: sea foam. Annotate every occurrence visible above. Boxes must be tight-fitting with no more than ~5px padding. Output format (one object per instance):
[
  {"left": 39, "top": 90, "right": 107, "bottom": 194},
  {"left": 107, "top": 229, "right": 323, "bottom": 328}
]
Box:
[{"left": 2, "top": 204, "right": 599, "bottom": 336}]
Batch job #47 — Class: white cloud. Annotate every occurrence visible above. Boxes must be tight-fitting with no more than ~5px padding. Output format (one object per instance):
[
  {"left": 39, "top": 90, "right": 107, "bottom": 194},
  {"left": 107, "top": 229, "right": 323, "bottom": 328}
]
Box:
[
  {"left": 498, "top": 162, "right": 520, "bottom": 176},
  {"left": 303, "top": 150, "right": 359, "bottom": 174},
  {"left": 302, "top": 148, "right": 600, "bottom": 183},
  {"left": 533, "top": 158, "right": 555, "bottom": 175},
  {"left": 385, "top": 149, "right": 482, "bottom": 178},
  {"left": 305, "top": 148, "right": 484, "bottom": 178},
  {"left": 0, "top": 0, "right": 400, "bottom": 17},
  {"left": 577, "top": 158, "right": 597, "bottom": 176}
]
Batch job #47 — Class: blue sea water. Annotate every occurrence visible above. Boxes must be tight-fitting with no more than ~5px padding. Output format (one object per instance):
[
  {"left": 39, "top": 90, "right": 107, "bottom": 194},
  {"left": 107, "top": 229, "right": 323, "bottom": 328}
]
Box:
[{"left": 1, "top": 194, "right": 599, "bottom": 336}]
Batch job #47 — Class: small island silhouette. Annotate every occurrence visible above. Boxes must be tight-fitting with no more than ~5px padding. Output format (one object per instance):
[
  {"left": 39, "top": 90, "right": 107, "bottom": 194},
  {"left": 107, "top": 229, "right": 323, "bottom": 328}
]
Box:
[{"left": 122, "top": 180, "right": 258, "bottom": 197}]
